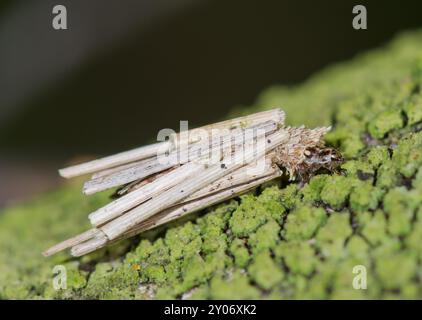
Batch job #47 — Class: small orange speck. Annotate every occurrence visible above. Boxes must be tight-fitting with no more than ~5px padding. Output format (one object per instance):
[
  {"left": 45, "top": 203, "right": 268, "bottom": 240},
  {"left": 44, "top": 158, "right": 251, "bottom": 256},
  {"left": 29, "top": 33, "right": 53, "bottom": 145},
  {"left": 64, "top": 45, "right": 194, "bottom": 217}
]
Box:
[{"left": 132, "top": 264, "right": 141, "bottom": 271}]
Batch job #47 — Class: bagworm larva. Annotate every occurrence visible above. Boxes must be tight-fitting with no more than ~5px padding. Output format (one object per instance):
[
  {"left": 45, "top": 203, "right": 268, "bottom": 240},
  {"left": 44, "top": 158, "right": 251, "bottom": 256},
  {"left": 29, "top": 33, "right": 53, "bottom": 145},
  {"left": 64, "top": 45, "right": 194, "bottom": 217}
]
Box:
[{"left": 43, "top": 108, "right": 343, "bottom": 257}]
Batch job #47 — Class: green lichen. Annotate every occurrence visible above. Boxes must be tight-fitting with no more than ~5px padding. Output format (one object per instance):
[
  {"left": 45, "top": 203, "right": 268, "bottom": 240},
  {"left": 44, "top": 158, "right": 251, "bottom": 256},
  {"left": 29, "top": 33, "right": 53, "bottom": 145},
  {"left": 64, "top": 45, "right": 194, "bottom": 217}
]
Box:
[
  {"left": 83, "top": 262, "right": 139, "bottom": 299},
  {"left": 349, "top": 181, "right": 384, "bottom": 213},
  {"left": 383, "top": 187, "right": 420, "bottom": 236},
  {"left": 282, "top": 205, "right": 327, "bottom": 241},
  {"left": 228, "top": 188, "right": 286, "bottom": 237},
  {"left": 342, "top": 160, "right": 375, "bottom": 180},
  {"left": 368, "top": 108, "right": 405, "bottom": 139},
  {"left": 366, "top": 146, "right": 390, "bottom": 169},
  {"left": 248, "top": 251, "right": 284, "bottom": 290},
  {"left": 320, "top": 175, "right": 353, "bottom": 210},
  {"left": 300, "top": 174, "right": 328, "bottom": 203},
  {"left": 358, "top": 210, "right": 389, "bottom": 246},
  {"left": 274, "top": 241, "right": 317, "bottom": 276},
  {"left": 248, "top": 219, "right": 280, "bottom": 254},
  {"left": 404, "top": 96, "right": 422, "bottom": 126},
  {"left": 392, "top": 131, "right": 422, "bottom": 178},
  {"left": 316, "top": 213, "right": 353, "bottom": 259},
  {"left": 229, "top": 239, "right": 250, "bottom": 268},
  {"left": 406, "top": 220, "right": 422, "bottom": 259},
  {"left": 346, "top": 236, "right": 370, "bottom": 260},
  {"left": 3, "top": 30, "right": 422, "bottom": 299},
  {"left": 374, "top": 251, "right": 418, "bottom": 290},
  {"left": 324, "top": 127, "right": 365, "bottom": 158},
  {"left": 229, "top": 194, "right": 269, "bottom": 237},
  {"left": 413, "top": 167, "right": 422, "bottom": 191},
  {"left": 209, "top": 271, "right": 260, "bottom": 300},
  {"left": 376, "top": 159, "right": 399, "bottom": 189}
]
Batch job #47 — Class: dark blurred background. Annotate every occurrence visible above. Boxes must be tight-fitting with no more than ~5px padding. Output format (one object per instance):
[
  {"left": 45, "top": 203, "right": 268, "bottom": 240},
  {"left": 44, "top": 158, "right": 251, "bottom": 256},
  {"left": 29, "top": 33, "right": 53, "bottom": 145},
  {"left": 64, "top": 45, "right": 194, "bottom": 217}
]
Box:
[{"left": 1, "top": 0, "right": 422, "bottom": 206}]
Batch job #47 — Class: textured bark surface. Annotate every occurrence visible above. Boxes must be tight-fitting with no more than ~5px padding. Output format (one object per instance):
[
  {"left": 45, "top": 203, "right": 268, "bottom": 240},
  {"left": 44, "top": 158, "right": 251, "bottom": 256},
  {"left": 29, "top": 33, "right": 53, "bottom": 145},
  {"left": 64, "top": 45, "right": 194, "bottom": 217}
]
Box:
[{"left": 1, "top": 30, "right": 422, "bottom": 299}]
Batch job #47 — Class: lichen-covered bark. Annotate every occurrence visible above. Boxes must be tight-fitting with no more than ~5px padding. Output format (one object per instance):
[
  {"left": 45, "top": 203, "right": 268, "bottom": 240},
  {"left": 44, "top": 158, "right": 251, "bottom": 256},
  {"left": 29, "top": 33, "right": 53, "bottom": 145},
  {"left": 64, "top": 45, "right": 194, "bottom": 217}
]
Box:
[{"left": 2, "top": 30, "right": 422, "bottom": 299}]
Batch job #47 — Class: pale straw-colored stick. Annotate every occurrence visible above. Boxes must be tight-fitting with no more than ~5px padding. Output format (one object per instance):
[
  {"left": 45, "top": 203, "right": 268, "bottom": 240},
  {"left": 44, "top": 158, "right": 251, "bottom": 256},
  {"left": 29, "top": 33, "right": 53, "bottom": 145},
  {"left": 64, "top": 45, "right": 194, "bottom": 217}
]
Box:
[
  {"left": 82, "top": 120, "right": 279, "bottom": 195},
  {"left": 181, "top": 157, "right": 274, "bottom": 201},
  {"left": 89, "top": 156, "right": 274, "bottom": 227},
  {"left": 70, "top": 231, "right": 109, "bottom": 257},
  {"left": 82, "top": 156, "right": 172, "bottom": 195},
  {"left": 45, "top": 124, "right": 330, "bottom": 257},
  {"left": 171, "top": 108, "right": 285, "bottom": 147},
  {"left": 46, "top": 157, "right": 277, "bottom": 255},
  {"left": 59, "top": 108, "right": 285, "bottom": 179},
  {"left": 98, "top": 129, "right": 289, "bottom": 241},
  {"left": 115, "top": 166, "right": 178, "bottom": 197},
  {"left": 90, "top": 159, "right": 149, "bottom": 179},
  {"left": 122, "top": 168, "right": 281, "bottom": 239},
  {"left": 42, "top": 228, "right": 99, "bottom": 257},
  {"left": 59, "top": 141, "right": 170, "bottom": 179},
  {"left": 88, "top": 162, "right": 205, "bottom": 226},
  {"left": 71, "top": 169, "right": 281, "bottom": 256},
  {"left": 45, "top": 160, "right": 277, "bottom": 256}
]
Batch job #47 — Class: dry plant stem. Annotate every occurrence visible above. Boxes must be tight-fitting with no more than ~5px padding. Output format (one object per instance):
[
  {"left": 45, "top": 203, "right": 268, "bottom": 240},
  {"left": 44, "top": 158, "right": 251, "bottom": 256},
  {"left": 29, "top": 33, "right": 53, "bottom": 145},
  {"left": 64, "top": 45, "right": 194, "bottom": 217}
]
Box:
[
  {"left": 115, "top": 166, "right": 178, "bottom": 196},
  {"left": 99, "top": 129, "right": 289, "bottom": 241},
  {"left": 45, "top": 124, "right": 331, "bottom": 257},
  {"left": 59, "top": 109, "right": 284, "bottom": 179},
  {"left": 121, "top": 169, "right": 281, "bottom": 238},
  {"left": 115, "top": 179, "right": 144, "bottom": 196},
  {"left": 83, "top": 156, "right": 172, "bottom": 195},
  {"left": 171, "top": 108, "right": 285, "bottom": 147},
  {"left": 45, "top": 109, "right": 334, "bottom": 257},
  {"left": 71, "top": 169, "right": 281, "bottom": 256},
  {"left": 42, "top": 228, "right": 99, "bottom": 257},
  {"left": 65, "top": 126, "right": 329, "bottom": 253},
  {"left": 182, "top": 157, "right": 274, "bottom": 201},
  {"left": 82, "top": 120, "right": 279, "bottom": 195},
  {"left": 46, "top": 157, "right": 277, "bottom": 255},
  {"left": 71, "top": 232, "right": 108, "bottom": 257},
  {"left": 59, "top": 141, "right": 170, "bottom": 178},
  {"left": 88, "top": 162, "right": 205, "bottom": 226},
  {"left": 91, "top": 159, "right": 151, "bottom": 179},
  {"left": 45, "top": 110, "right": 284, "bottom": 256},
  {"left": 89, "top": 156, "right": 274, "bottom": 227}
]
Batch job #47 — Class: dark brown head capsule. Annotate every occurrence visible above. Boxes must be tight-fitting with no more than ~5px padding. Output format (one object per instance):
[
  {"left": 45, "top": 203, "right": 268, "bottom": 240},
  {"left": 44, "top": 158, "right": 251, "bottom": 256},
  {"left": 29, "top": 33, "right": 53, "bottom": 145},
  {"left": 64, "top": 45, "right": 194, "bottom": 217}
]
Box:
[{"left": 297, "top": 146, "right": 344, "bottom": 182}]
